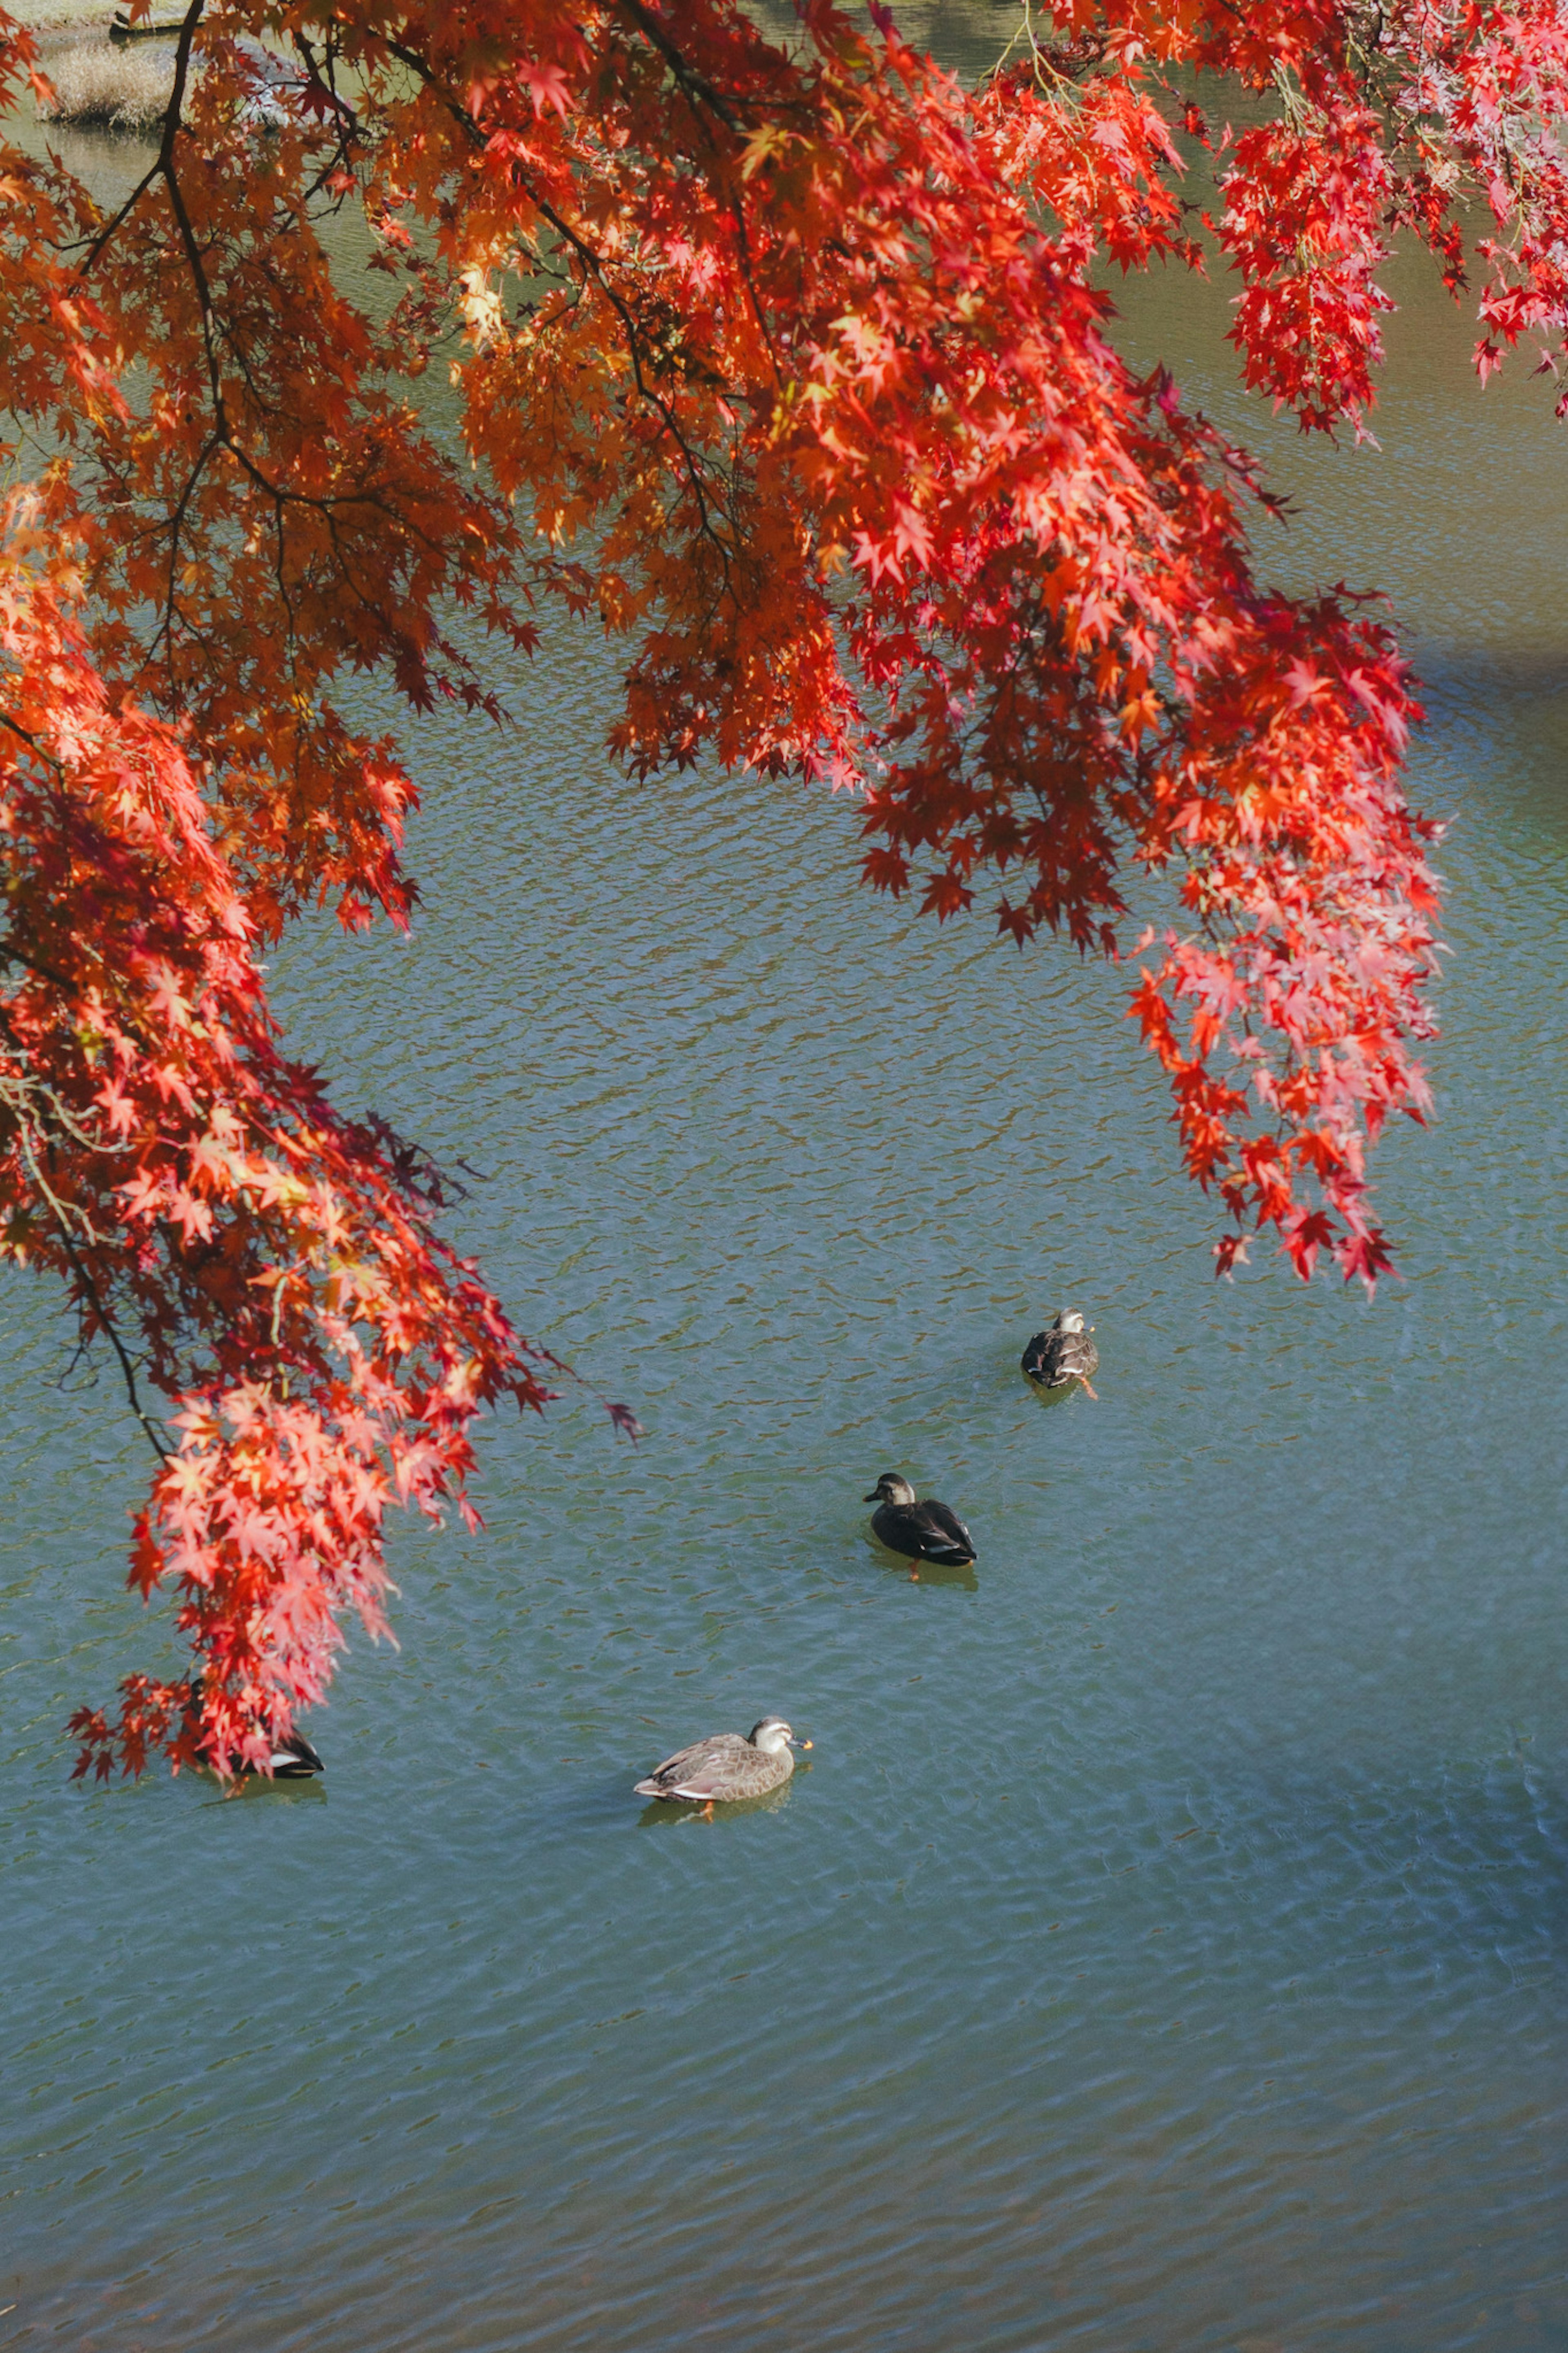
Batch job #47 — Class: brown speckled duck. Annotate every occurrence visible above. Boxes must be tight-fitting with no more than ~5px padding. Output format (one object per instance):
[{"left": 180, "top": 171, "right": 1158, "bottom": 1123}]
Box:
[
  {"left": 1022, "top": 1310, "right": 1099, "bottom": 1398},
  {"left": 634, "top": 1716, "right": 807, "bottom": 1807}
]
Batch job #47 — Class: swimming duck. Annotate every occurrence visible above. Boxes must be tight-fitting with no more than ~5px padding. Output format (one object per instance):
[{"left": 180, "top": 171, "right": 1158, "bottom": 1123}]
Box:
[
  {"left": 210, "top": 1725, "right": 324, "bottom": 1780},
  {"left": 635, "top": 1716, "right": 806, "bottom": 1805},
  {"left": 1022, "top": 1310, "right": 1099, "bottom": 1397},
  {"left": 864, "top": 1472, "right": 977, "bottom": 1566},
  {"left": 183, "top": 1678, "right": 324, "bottom": 1778},
  {"left": 257, "top": 1730, "right": 325, "bottom": 1779}
]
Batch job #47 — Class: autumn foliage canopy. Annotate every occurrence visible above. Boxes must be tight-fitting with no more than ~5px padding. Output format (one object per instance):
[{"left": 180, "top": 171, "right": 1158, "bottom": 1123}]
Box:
[{"left": 0, "top": 0, "right": 1557, "bottom": 1772}]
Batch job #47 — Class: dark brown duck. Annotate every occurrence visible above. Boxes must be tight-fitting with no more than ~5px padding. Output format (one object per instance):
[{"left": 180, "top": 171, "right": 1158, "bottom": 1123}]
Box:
[{"left": 864, "top": 1473, "right": 976, "bottom": 1566}]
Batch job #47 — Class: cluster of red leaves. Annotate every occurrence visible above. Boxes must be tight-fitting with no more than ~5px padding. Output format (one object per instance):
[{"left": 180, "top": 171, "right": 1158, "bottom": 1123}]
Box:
[
  {"left": 1073, "top": 0, "right": 1568, "bottom": 417},
  {"left": 0, "top": 493, "right": 553, "bottom": 1777},
  {"left": 1, "top": 0, "right": 1563, "bottom": 1772},
  {"left": 418, "top": 0, "right": 1446, "bottom": 1278}
]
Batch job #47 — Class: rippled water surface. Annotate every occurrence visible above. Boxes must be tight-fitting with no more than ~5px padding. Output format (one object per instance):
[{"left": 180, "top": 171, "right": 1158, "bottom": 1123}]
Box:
[{"left": 3, "top": 36, "right": 1566, "bottom": 2351}]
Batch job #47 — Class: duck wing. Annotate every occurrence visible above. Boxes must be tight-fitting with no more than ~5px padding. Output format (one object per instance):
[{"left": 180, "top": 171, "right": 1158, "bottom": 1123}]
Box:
[
  {"left": 911, "top": 1499, "right": 976, "bottom": 1563},
  {"left": 1022, "top": 1329, "right": 1098, "bottom": 1385},
  {"left": 661, "top": 1747, "right": 790, "bottom": 1802},
  {"left": 1022, "top": 1328, "right": 1067, "bottom": 1384},
  {"left": 635, "top": 1731, "right": 753, "bottom": 1799},
  {"left": 271, "top": 1732, "right": 324, "bottom": 1777}
]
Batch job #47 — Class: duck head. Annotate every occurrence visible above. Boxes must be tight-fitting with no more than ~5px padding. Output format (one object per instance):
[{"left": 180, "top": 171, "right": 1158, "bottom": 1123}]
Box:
[
  {"left": 864, "top": 1472, "right": 917, "bottom": 1506},
  {"left": 1055, "top": 1309, "right": 1091, "bottom": 1333},
  {"left": 749, "top": 1717, "right": 806, "bottom": 1754}
]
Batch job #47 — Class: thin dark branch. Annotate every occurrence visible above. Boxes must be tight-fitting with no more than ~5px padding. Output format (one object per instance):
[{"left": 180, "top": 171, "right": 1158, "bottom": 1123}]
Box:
[
  {"left": 0, "top": 709, "right": 65, "bottom": 777},
  {"left": 379, "top": 33, "right": 736, "bottom": 568},
  {"left": 149, "top": 428, "right": 221, "bottom": 680},
  {"left": 76, "top": 0, "right": 207, "bottom": 279},
  {"left": 615, "top": 0, "right": 742, "bottom": 135},
  {"left": 0, "top": 936, "right": 79, "bottom": 993},
  {"left": 47, "top": 1218, "right": 172, "bottom": 1464}
]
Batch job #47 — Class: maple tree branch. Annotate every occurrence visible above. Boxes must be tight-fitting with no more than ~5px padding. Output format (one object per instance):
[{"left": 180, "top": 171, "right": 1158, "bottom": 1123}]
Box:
[
  {"left": 316, "top": 508, "right": 410, "bottom": 646},
  {"left": 378, "top": 33, "right": 737, "bottom": 571},
  {"left": 47, "top": 1216, "right": 172, "bottom": 1464},
  {"left": 161, "top": 167, "right": 225, "bottom": 423},
  {"left": 291, "top": 23, "right": 360, "bottom": 161},
  {"left": 0, "top": 1066, "right": 168, "bottom": 1463},
  {"left": 0, "top": 937, "right": 78, "bottom": 994},
  {"left": 0, "top": 707, "right": 65, "bottom": 778},
  {"left": 148, "top": 429, "right": 222, "bottom": 681},
  {"left": 536, "top": 211, "right": 735, "bottom": 565},
  {"left": 74, "top": 0, "right": 207, "bottom": 280},
  {"left": 614, "top": 0, "right": 742, "bottom": 136},
  {"left": 726, "top": 195, "right": 782, "bottom": 388},
  {"left": 76, "top": 164, "right": 162, "bottom": 281},
  {"left": 271, "top": 498, "right": 298, "bottom": 656},
  {"left": 0, "top": 1059, "right": 122, "bottom": 1162}
]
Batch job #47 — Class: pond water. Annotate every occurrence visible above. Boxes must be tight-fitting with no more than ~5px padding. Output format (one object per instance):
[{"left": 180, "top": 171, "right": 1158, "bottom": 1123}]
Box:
[{"left": 2, "top": 32, "right": 1566, "bottom": 2351}]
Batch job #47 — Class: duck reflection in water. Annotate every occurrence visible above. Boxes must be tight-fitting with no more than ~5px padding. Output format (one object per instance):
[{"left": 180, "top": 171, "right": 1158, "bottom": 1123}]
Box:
[
  {"left": 888, "top": 1551, "right": 979, "bottom": 1593},
  {"left": 203, "top": 1771, "right": 327, "bottom": 1807},
  {"left": 636, "top": 1777, "right": 800, "bottom": 1828}
]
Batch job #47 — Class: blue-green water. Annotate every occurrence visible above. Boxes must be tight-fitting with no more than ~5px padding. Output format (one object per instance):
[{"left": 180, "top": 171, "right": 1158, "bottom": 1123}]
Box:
[{"left": 2, "top": 61, "right": 1566, "bottom": 2351}]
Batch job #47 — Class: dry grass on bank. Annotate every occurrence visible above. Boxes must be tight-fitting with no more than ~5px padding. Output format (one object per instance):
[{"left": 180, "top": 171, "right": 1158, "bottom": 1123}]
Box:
[
  {"left": 18, "top": 2, "right": 116, "bottom": 28},
  {"left": 34, "top": 38, "right": 172, "bottom": 130}
]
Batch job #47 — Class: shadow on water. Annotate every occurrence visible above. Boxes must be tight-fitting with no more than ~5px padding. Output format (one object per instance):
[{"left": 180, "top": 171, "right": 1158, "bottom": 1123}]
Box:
[
  {"left": 636, "top": 1779, "right": 798, "bottom": 1830},
  {"left": 1021, "top": 1370, "right": 1091, "bottom": 1413},
  {"left": 897, "top": 1556, "right": 979, "bottom": 1593},
  {"left": 861, "top": 1530, "right": 980, "bottom": 1591},
  {"left": 193, "top": 1775, "right": 328, "bottom": 1810}
]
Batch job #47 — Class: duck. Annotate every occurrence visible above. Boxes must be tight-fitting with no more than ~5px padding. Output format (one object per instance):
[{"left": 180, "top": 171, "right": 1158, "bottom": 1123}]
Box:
[
  {"left": 864, "top": 1472, "right": 976, "bottom": 1566},
  {"left": 1022, "top": 1309, "right": 1099, "bottom": 1397},
  {"left": 257, "top": 1729, "right": 325, "bottom": 1779},
  {"left": 183, "top": 1677, "right": 324, "bottom": 1778},
  {"left": 635, "top": 1716, "right": 807, "bottom": 1807}
]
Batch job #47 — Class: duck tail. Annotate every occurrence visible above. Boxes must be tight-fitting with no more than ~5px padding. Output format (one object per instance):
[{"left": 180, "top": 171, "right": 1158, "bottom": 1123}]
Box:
[{"left": 633, "top": 1776, "right": 665, "bottom": 1798}]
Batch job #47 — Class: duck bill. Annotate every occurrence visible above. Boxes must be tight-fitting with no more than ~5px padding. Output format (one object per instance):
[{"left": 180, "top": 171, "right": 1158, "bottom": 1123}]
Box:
[{"left": 862, "top": 1489, "right": 881, "bottom": 1503}]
